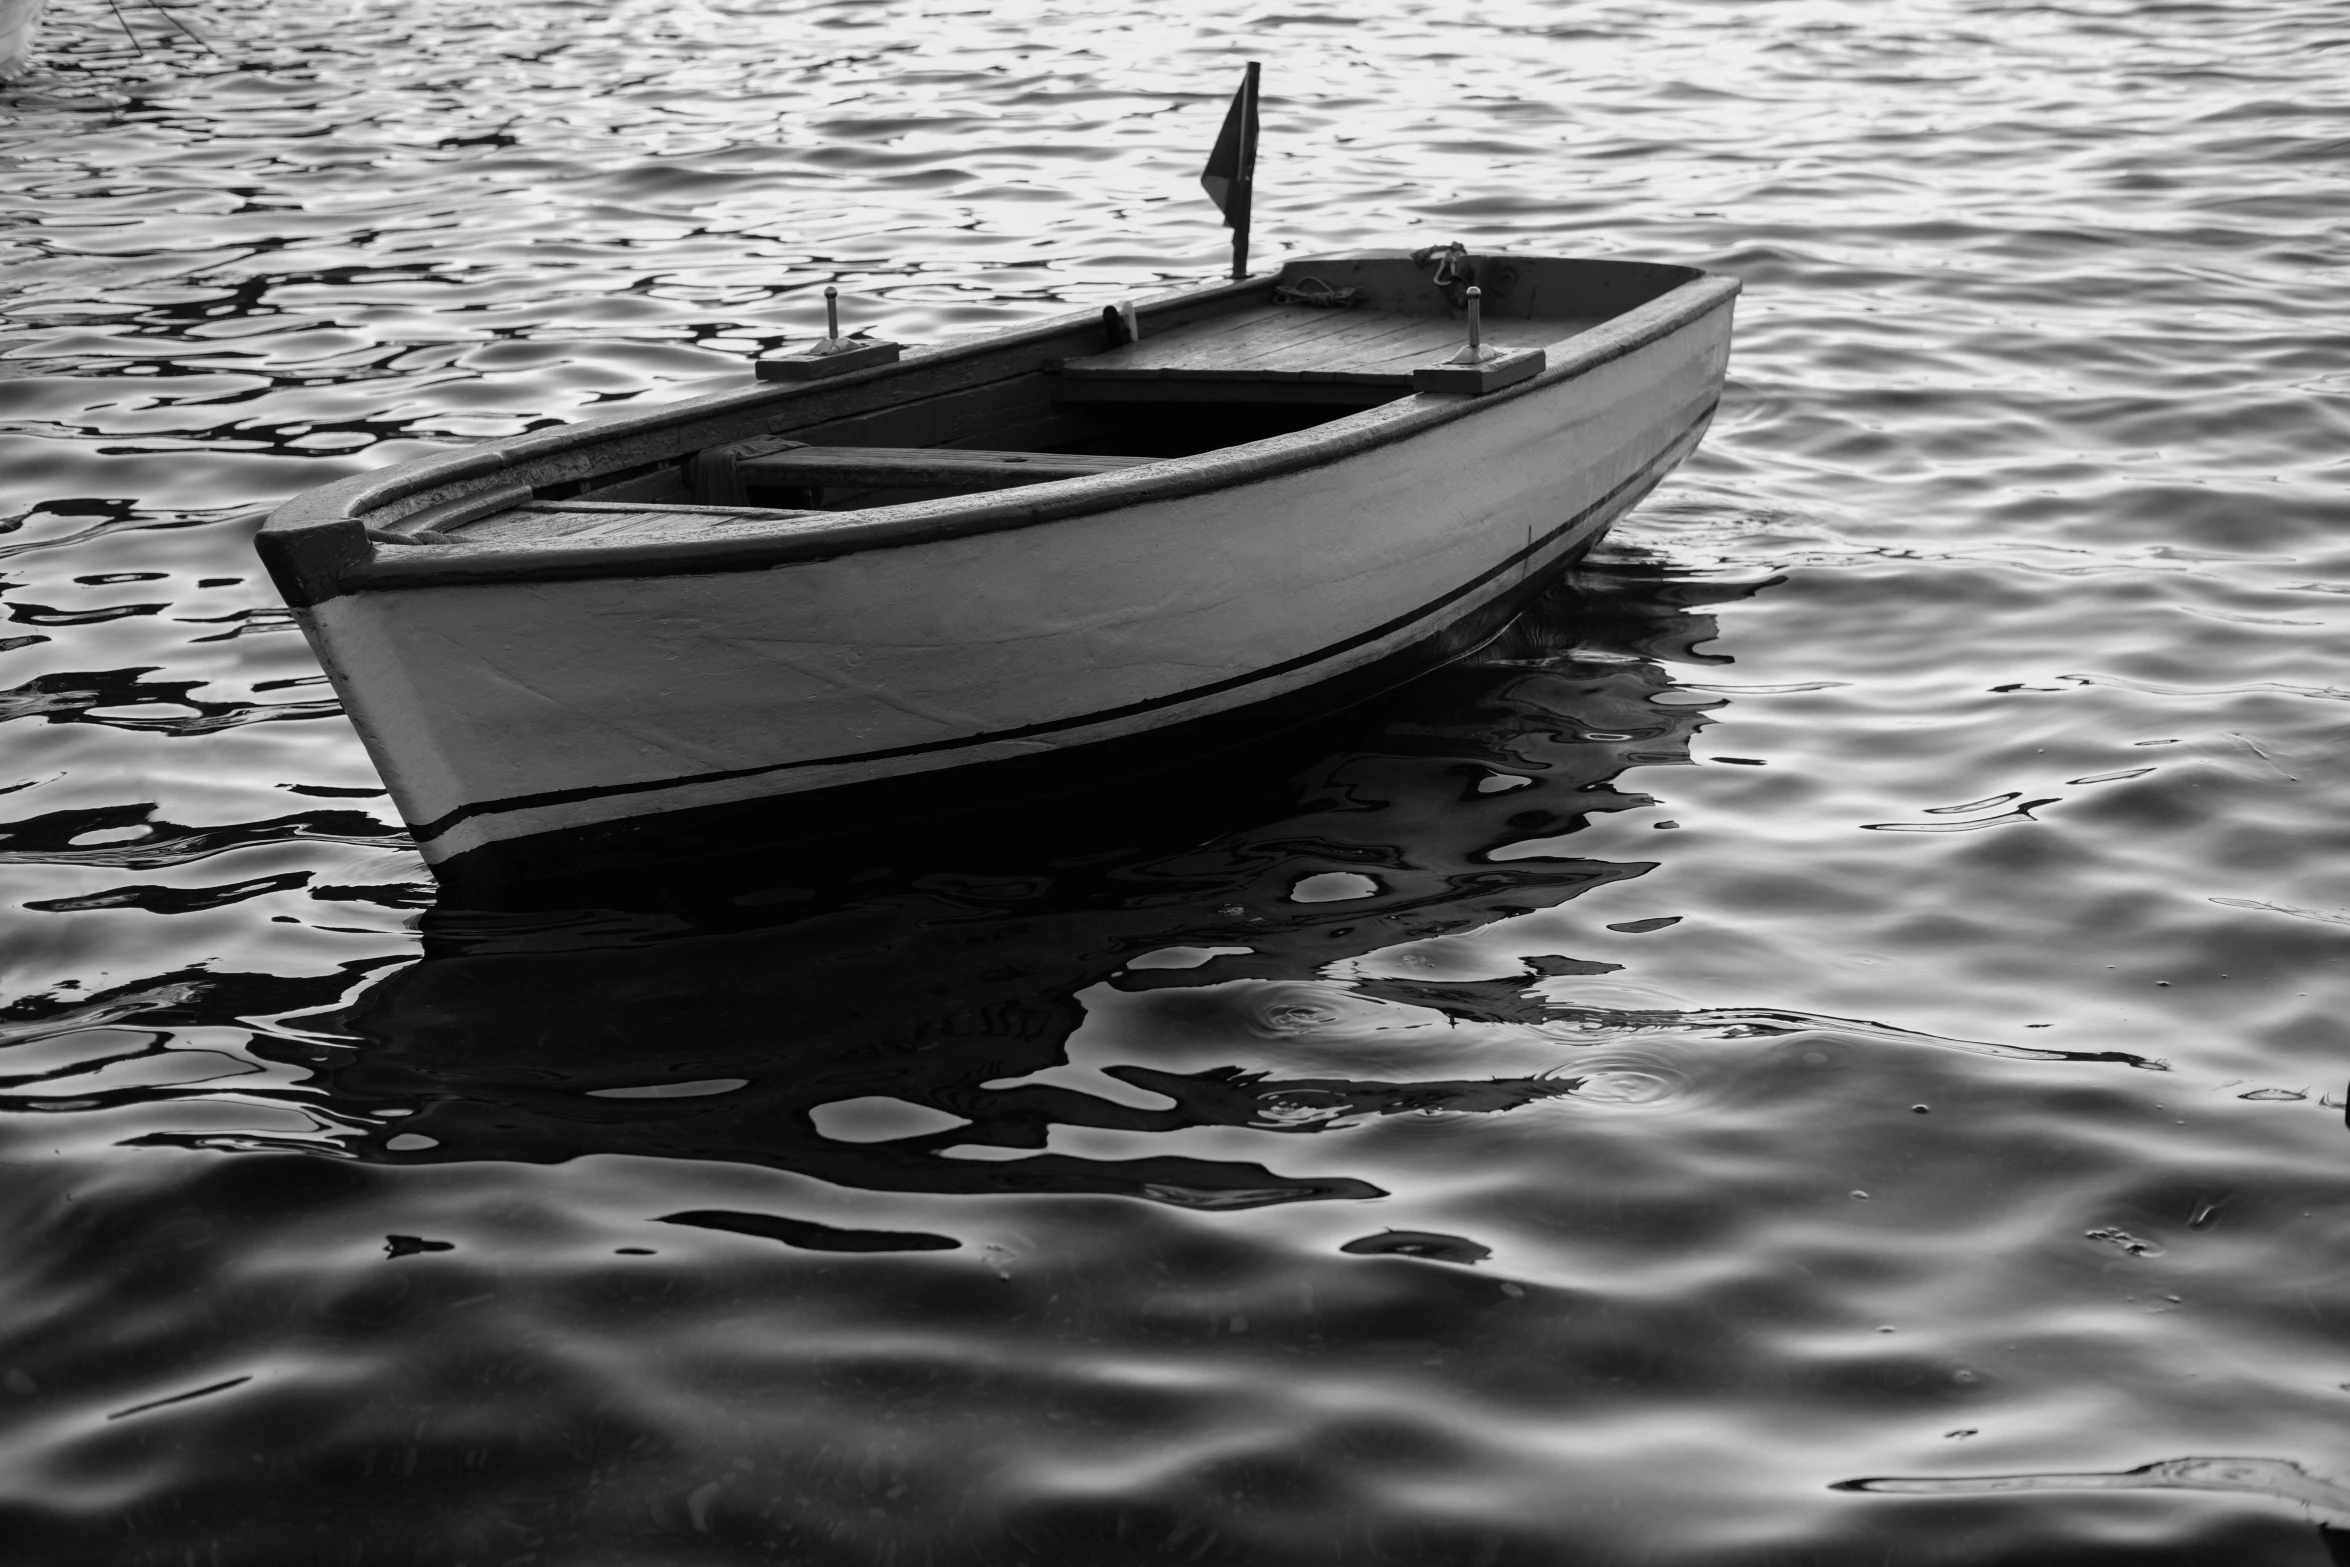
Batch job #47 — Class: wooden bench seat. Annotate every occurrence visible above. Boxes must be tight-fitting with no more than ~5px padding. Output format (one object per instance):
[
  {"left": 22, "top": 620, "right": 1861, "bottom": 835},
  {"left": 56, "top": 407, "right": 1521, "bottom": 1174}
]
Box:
[
  {"left": 736, "top": 445, "right": 1154, "bottom": 490},
  {"left": 690, "top": 436, "right": 1156, "bottom": 505}
]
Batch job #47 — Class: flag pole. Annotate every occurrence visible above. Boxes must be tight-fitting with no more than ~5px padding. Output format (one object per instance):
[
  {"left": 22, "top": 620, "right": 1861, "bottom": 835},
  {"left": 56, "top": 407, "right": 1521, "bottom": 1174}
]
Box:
[
  {"left": 1231, "top": 61, "right": 1258, "bottom": 281},
  {"left": 1200, "top": 62, "right": 1263, "bottom": 281}
]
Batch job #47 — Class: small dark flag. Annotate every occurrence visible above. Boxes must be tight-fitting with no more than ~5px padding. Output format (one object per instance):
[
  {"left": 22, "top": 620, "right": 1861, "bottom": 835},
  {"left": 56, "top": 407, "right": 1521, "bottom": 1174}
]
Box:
[
  {"left": 1199, "top": 62, "right": 1260, "bottom": 223},
  {"left": 1199, "top": 62, "right": 1260, "bottom": 279}
]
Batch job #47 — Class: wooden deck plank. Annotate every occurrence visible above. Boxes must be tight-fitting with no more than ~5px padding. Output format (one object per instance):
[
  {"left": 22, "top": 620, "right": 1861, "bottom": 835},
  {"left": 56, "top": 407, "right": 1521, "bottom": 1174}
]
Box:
[
  {"left": 1192, "top": 307, "right": 1401, "bottom": 367},
  {"left": 1221, "top": 315, "right": 1417, "bottom": 372},
  {"left": 1271, "top": 314, "right": 1520, "bottom": 370},
  {"left": 1247, "top": 310, "right": 1460, "bottom": 360},
  {"left": 1124, "top": 304, "right": 1372, "bottom": 362},
  {"left": 1063, "top": 305, "right": 1593, "bottom": 386},
  {"left": 1125, "top": 312, "right": 1464, "bottom": 385},
  {"left": 1093, "top": 308, "right": 1378, "bottom": 375},
  {"left": 1228, "top": 314, "right": 1475, "bottom": 378},
  {"left": 1061, "top": 309, "right": 1350, "bottom": 381}
]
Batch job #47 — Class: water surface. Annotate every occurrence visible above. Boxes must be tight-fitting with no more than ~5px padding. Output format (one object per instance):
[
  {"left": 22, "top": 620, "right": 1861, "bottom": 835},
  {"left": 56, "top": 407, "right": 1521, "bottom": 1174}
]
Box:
[{"left": 4, "top": 0, "right": 2350, "bottom": 1561}]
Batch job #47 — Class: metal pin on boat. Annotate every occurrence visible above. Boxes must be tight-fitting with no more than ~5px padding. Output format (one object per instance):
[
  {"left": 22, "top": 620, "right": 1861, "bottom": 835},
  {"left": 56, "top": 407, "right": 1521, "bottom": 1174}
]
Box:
[
  {"left": 1413, "top": 282, "right": 1549, "bottom": 395},
  {"left": 753, "top": 285, "right": 905, "bottom": 381},
  {"left": 1449, "top": 286, "right": 1499, "bottom": 366}
]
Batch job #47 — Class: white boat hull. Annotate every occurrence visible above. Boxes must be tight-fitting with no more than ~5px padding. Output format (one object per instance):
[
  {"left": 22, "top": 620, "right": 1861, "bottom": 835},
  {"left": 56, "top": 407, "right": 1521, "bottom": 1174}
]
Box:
[{"left": 262, "top": 253, "right": 1738, "bottom": 881}]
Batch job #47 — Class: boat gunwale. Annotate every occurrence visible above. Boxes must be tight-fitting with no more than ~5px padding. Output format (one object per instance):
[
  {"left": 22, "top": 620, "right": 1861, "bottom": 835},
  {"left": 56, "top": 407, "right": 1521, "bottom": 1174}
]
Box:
[{"left": 264, "top": 258, "right": 1738, "bottom": 603}]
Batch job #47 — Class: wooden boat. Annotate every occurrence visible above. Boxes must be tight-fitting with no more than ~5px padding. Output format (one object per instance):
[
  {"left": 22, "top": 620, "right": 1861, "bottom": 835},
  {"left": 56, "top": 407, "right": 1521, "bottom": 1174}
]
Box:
[
  {"left": 0, "top": 0, "right": 47, "bottom": 78},
  {"left": 258, "top": 249, "right": 1738, "bottom": 885}
]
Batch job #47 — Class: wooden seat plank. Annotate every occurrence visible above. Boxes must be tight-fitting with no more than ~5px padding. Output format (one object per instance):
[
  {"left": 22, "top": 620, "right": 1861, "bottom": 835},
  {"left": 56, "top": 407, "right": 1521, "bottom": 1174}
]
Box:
[{"left": 736, "top": 445, "right": 1154, "bottom": 491}]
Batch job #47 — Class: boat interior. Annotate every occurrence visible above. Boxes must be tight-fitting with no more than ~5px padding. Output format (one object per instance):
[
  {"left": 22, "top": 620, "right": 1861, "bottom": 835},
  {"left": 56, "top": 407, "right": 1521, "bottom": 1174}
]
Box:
[{"left": 376, "top": 253, "right": 1703, "bottom": 549}]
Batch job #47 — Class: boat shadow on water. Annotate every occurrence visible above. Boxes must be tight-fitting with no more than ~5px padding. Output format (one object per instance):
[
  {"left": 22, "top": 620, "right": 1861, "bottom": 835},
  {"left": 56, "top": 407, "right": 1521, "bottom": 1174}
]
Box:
[{"left": 230, "top": 562, "right": 1769, "bottom": 1224}]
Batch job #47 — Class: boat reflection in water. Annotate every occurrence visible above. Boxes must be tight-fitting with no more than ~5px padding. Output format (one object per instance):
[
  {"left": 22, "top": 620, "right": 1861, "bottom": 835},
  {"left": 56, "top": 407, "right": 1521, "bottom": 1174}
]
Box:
[
  {"left": 258, "top": 562, "right": 1759, "bottom": 1220},
  {"left": 93, "top": 558, "right": 2256, "bottom": 1564}
]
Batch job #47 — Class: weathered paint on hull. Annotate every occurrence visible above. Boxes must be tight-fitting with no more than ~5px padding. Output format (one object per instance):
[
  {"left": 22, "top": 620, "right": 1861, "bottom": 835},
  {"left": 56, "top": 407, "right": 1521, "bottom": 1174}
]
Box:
[{"left": 305, "top": 307, "right": 1729, "bottom": 866}]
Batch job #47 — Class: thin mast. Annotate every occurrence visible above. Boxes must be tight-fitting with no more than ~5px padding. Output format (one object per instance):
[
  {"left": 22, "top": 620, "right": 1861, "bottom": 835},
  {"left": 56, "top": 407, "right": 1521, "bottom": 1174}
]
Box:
[{"left": 1231, "top": 61, "right": 1259, "bottom": 281}]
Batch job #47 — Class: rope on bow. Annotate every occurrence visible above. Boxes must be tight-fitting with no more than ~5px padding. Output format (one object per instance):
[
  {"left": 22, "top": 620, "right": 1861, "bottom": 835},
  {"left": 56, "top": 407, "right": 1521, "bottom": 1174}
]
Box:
[{"left": 1410, "top": 242, "right": 1474, "bottom": 288}]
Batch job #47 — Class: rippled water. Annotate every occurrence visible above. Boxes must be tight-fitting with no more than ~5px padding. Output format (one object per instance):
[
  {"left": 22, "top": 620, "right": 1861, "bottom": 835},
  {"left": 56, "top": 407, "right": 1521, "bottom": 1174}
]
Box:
[{"left": 6, "top": 0, "right": 2350, "bottom": 1561}]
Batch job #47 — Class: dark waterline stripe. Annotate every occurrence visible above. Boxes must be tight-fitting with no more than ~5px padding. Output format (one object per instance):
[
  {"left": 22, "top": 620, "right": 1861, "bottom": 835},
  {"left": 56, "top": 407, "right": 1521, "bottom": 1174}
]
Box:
[{"left": 409, "top": 402, "right": 1713, "bottom": 843}]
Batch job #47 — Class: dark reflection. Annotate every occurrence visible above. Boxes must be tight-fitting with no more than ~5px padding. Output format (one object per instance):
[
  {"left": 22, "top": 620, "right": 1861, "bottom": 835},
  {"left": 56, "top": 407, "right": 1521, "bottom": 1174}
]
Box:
[
  {"left": 0, "top": 801, "right": 404, "bottom": 871},
  {"left": 102, "top": 1376, "right": 254, "bottom": 1424},
  {"left": 1836, "top": 1456, "right": 2350, "bottom": 1556},
  {"left": 0, "top": 665, "right": 340, "bottom": 735},
  {"left": 27, "top": 870, "right": 312, "bottom": 914},
  {"left": 1105, "top": 1064, "right": 1589, "bottom": 1131},
  {"left": 1339, "top": 1231, "right": 1495, "bottom": 1264},
  {"left": 1832, "top": 1455, "right": 2350, "bottom": 1513},
  {"left": 0, "top": 959, "right": 402, "bottom": 1112},
  {"left": 658, "top": 1209, "right": 961, "bottom": 1254},
  {"left": 159, "top": 565, "right": 1762, "bottom": 1211}
]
